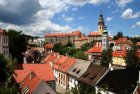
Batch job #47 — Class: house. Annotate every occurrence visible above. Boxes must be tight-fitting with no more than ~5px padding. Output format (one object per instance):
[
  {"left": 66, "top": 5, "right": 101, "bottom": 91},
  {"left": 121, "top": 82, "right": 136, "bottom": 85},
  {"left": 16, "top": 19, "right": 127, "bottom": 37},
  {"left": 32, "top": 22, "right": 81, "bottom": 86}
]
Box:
[
  {"left": 0, "top": 28, "right": 9, "bottom": 58},
  {"left": 45, "top": 44, "right": 53, "bottom": 54},
  {"left": 43, "top": 53, "right": 76, "bottom": 93},
  {"left": 112, "top": 51, "right": 127, "bottom": 69},
  {"left": 96, "top": 68, "right": 140, "bottom": 94},
  {"left": 13, "top": 63, "right": 55, "bottom": 91},
  {"left": 67, "top": 59, "right": 91, "bottom": 89},
  {"left": 78, "top": 64, "right": 109, "bottom": 87},
  {"left": 113, "top": 37, "right": 132, "bottom": 51},
  {"left": 74, "top": 37, "right": 89, "bottom": 48},
  {"left": 20, "top": 71, "right": 56, "bottom": 94},
  {"left": 28, "top": 36, "right": 45, "bottom": 47},
  {"left": 45, "top": 30, "right": 81, "bottom": 45},
  {"left": 88, "top": 32, "right": 102, "bottom": 42},
  {"left": 85, "top": 42, "right": 102, "bottom": 63}
]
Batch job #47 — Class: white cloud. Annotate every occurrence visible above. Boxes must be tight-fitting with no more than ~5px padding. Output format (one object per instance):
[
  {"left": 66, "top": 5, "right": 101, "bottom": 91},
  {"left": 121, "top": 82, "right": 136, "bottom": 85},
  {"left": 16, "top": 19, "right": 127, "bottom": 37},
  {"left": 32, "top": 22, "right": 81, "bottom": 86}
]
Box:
[
  {"left": 131, "top": 21, "right": 140, "bottom": 28},
  {"left": 78, "top": 16, "right": 87, "bottom": 20},
  {"left": 0, "top": 0, "right": 111, "bottom": 36},
  {"left": 106, "top": 17, "right": 112, "bottom": 22},
  {"left": 122, "top": 8, "right": 140, "bottom": 19},
  {"left": 89, "top": 0, "right": 110, "bottom": 5},
  {"left": 116, "top": 0, "right": 133, "bottom": 7},
  {"left": 64, "top": 17, "right": 74, "bottom": 22},
  {"left": 0, "top": 0, "right": 8, "bottom": 7}
]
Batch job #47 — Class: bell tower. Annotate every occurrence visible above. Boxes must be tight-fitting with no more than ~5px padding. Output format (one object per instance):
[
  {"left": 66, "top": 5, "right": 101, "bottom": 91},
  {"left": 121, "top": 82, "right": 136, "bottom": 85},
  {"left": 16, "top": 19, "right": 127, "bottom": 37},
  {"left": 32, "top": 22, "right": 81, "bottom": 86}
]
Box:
[{"left": 98, "top": 12, "right": 105, "bottom": 34}]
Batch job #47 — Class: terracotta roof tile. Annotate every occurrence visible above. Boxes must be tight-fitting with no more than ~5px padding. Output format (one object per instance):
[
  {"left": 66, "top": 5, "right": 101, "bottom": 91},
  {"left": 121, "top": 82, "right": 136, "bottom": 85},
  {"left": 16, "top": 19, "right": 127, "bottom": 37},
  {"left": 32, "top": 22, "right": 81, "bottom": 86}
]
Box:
[
  {"left": 89, "top": 32, "right": 102, "bottom": 36},
  {"left": 14, "top": 63, "right": 55, "bottom": 83},
  {"left": 112, "top": 51, "right": 126, "bottom": 57},
  {"left": 86, "top": 42, "right": 102, "bottom": 54},
  {"left": 20, "top": 72, "right": 41, "bottom": 93},
  {"left": 45, "top": 44, "right": 53, "bottom": 48},
  {"left": 116, "top": 37, "right": 132, "bottom": 44},
  {"left": 58, "top": 57, "right": 76, "bottom": 73},
  {"left": 45, "top": 30, "right": 81, "bottom": 37}
]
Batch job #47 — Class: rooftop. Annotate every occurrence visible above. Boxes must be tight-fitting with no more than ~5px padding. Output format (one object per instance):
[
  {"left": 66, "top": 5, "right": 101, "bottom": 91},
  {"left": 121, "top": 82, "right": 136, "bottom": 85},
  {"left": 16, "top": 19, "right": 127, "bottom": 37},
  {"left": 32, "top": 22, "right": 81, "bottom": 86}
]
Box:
[
  {"left": 14, "top": 63, "right": 55, "bottom": 83},
  {"left": 112, "top": 51, "right": 126, "bottom": 57},
  {"left": 68, "top": 59, "right": 91, "bottom": 78},
  {"left": 97, "top": 68, "right": 140, "bottom": 94},
  {"left": 78, "top": 64, "right": 108, "bottom": 86}
]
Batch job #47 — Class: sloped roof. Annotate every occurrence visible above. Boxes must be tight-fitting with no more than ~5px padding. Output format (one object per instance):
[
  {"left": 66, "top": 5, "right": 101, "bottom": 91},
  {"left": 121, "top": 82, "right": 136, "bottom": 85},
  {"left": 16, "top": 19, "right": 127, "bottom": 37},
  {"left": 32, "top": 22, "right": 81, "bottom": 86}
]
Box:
[
  {"left": 116, "top": 37, "right": 132, "bottom": 44},
  {"left": 112, "top": 51, "right": 126, "bottom": 57},
  {"left": 32, "top": 80, "right": 56, "bottom": 94},
  {"left": 21, "top": 72, "right": 56, "bottom": 94},
  {"left": 45, "top": 30, "right": 81, "bottom": 37},
  {"left": 89, "top": 32, "right": 102, "bottom": 36},
  {"left": 58, "top": 57, "right": 76, "bottom": 73},
  {"left": 86, "top": 42, "right": 102, "bottom": 54},
  {"left": 78, "top": 64, "right": 108, "bottom": 86},
  {"left": 68, "top": 59, "right": 91, "bottom": 78},
  {"left": 20, "top": 72, "right": 41, "bottom": 93},
  {"left": 45, "top": 44, "right": 53, "bottom": 49},
  {"left": 97, "top": 68, "right": 140, "bottom": 94},
  {"left": 14, "top": 63, "right": 55, "bottom": 83}
]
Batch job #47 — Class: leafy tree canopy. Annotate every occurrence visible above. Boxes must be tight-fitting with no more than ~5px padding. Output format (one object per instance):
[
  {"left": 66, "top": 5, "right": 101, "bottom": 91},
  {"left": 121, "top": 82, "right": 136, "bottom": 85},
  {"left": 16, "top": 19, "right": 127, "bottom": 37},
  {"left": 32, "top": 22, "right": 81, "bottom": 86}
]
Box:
[{"left": 7, "top": 29, "right": 28, "bottom": 63}]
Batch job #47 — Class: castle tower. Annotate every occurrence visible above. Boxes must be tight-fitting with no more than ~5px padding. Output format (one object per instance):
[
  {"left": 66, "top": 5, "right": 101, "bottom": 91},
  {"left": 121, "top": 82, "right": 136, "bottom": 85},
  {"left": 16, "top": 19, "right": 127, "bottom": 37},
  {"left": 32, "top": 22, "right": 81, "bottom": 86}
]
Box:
[
  {"left": 98, "top": 13, "right": 105, "bottom": 34},
  {"left": 102, "top": 26, "right": 109, "bottom": 50}
]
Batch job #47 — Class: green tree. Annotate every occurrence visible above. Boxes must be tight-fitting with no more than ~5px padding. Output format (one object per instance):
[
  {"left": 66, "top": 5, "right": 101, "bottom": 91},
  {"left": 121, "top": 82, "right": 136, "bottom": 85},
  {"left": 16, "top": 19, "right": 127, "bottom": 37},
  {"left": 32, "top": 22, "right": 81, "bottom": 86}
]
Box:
[
  {"left": 73, "top": 51, "right": 88, "bottom": 60},
  {"left": 67, "top": 41, "right": 73, "bottom": 47},
  {"left": 7, "top": 29, "right": 28, "bottom": 63},
  {"left": 0, "top": 54, "right": 20, "bottom": 93},
  {"left": 101, "top": 49, "right": 112, "bottom": 67},
  {"left": 126, "top": 45, "right": 139, "bottom": 67},
  {"left": 71, "top": 83, "right": 96, "bottom": 94},
  {"left": 81, "top": 41, "right": 95, "bottom": 52},
  {"left": 113, "top": 31, "right": 123, "bottom": 40}
]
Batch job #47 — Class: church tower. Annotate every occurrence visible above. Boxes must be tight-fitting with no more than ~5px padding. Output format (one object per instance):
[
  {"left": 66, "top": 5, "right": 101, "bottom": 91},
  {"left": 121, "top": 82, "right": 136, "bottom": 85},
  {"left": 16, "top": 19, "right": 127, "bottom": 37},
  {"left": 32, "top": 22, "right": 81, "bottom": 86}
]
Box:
[
  {"left": 98, "top": 13, "right": 105, "bottom": 34},
  {"left": 102, "top": 26, "right": 109, "bottom": 51}
]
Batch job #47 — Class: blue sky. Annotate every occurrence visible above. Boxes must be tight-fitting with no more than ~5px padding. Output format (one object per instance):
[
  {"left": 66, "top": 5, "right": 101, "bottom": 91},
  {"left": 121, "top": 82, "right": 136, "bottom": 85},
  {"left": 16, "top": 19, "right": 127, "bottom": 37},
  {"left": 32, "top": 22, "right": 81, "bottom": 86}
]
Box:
[{"left": 0, "top": 0, "right": 140, "bottom": 36}]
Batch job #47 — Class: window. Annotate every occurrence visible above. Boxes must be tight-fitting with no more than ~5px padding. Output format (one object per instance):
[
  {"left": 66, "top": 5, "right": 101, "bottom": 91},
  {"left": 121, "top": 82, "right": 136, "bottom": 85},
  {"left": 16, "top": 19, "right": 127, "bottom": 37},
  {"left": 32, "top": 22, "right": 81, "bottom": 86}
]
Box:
[
  {"left": 73, "top": 68, "right": 77, "bottom": 72},
  {"left": 76, "top": 70, "right": 81, "bottom": 74}
]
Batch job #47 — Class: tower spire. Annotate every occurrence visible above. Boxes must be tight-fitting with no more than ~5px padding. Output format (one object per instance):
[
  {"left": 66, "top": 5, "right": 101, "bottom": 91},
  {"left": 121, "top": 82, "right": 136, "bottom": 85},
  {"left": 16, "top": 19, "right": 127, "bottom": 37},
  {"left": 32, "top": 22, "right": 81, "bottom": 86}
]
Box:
[{"left": 98, "top": 13, "right": 105, "bottom": 34}]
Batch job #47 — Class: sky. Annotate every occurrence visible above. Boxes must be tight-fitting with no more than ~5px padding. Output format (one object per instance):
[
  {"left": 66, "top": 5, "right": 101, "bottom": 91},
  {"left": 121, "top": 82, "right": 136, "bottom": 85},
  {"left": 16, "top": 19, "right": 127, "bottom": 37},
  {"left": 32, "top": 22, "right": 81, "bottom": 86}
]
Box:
[{"left": 0, "top": 0, "right": 140, "bottom": 37}]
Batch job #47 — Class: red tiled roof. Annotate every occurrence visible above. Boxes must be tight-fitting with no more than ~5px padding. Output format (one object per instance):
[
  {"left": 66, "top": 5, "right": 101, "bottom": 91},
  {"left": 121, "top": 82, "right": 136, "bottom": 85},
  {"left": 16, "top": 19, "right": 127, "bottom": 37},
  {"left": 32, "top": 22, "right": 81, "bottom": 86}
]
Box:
[
  {"left": 45, "top": 44, "right": 53, "bottom": 49},
  {"left": 112, "top": 51, "right": 126, "bottom": 57},
  {"left": 58, "top": 57, "right": 76, "bottom": 73},
  {"left": 14, "top": 63, "right": 55, "bottom": 83},
  {"left": 20, "top": 72, "right": 41, "bottom": 94},
  {"left": 0, "top": 29, "right": 4, "bottom": 33},
  {"left": 14, "top": 70, "right": 30, "bottom": 83},
  {"left": 45, "top": 30, "right": 81, "bottom": 37},
  {"left": 53, "top": 56, "right": 68, "bottom": 69},
  {"left": 89, "top": 32, "right": 102, "bottom": 36},
  {"left": 116, "top": 37, "right": 132, "bottom": 44},
  {"left": 86, "top": 42, "right": 102, "bottom": 54}
]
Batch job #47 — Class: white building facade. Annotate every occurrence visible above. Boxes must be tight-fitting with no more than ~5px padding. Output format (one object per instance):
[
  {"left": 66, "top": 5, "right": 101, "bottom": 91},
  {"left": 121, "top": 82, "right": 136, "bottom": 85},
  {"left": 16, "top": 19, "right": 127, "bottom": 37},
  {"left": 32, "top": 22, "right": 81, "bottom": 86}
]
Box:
[{"left": 0, "top": 29, "right": 9, "bottom": 58}]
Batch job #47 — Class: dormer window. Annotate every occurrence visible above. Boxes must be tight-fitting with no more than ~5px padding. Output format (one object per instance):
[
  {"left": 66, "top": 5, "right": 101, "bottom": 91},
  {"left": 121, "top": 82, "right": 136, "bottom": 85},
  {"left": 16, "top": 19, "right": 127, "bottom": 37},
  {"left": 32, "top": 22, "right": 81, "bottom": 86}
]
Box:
[
  {"left": 76, "top": 70, "right": 81, "bottom": 74},
  {"left": 73, "top": 68, "right": 77, "bottom": 72}
]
